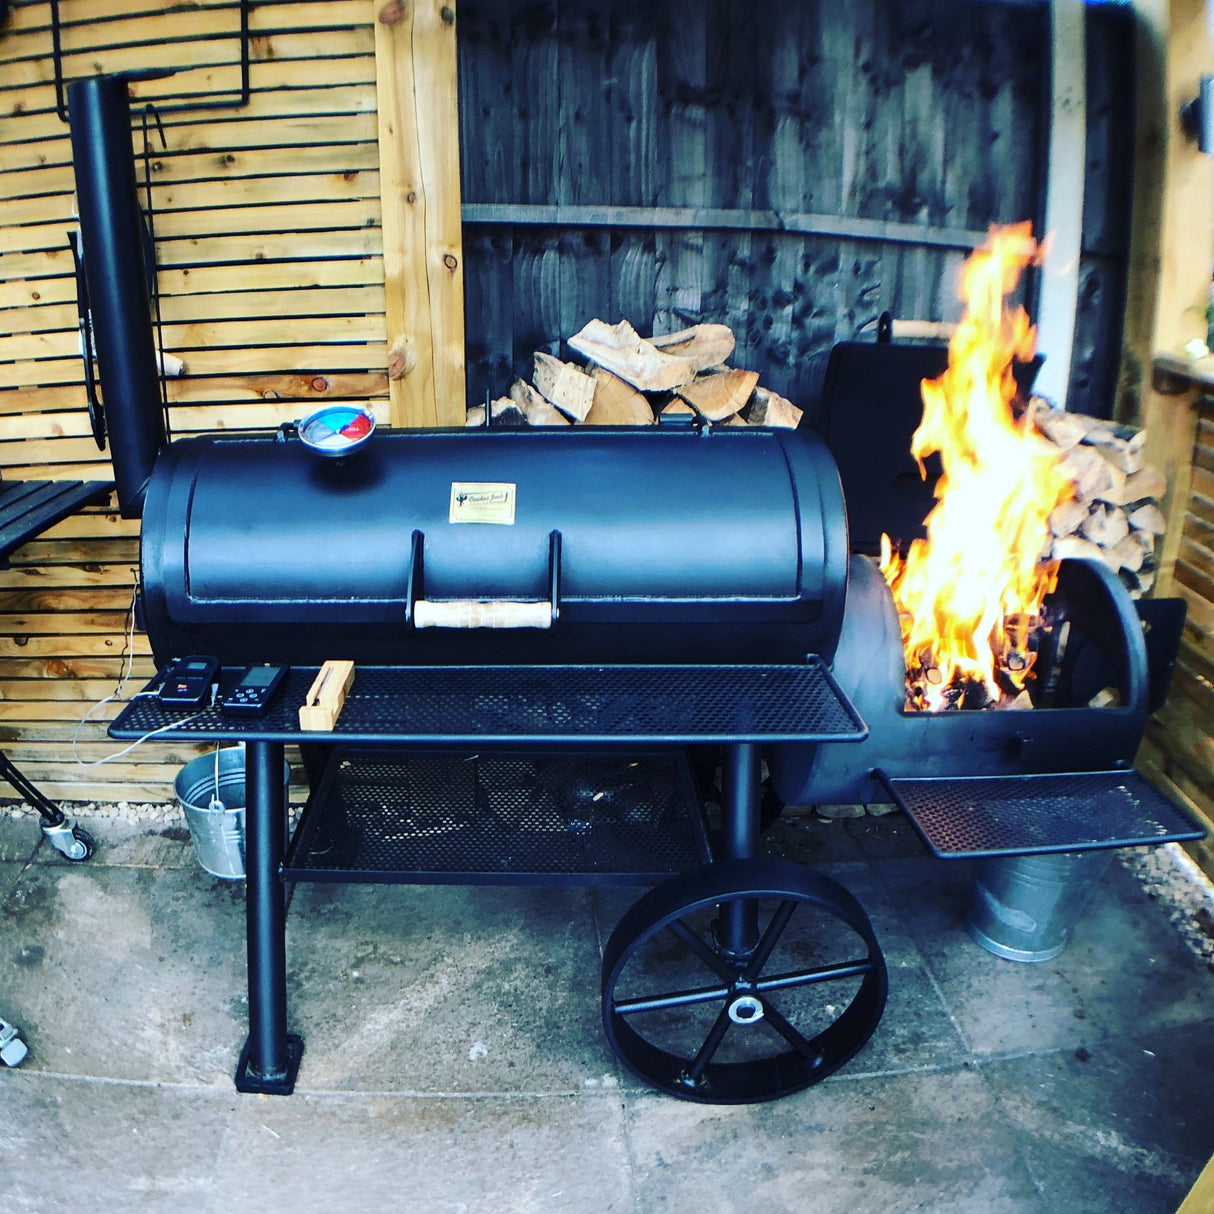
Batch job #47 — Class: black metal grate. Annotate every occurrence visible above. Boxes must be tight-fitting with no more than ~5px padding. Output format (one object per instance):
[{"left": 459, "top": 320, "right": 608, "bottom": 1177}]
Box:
[
  {"left": 283, "top": 749, "right": 709, "bottom": 884},
  {"left": 882, "top": 770, "right": 1205, "bottom": 860},
  {"left": 111, "top": 662, "right": 866, "bottom": 745}
]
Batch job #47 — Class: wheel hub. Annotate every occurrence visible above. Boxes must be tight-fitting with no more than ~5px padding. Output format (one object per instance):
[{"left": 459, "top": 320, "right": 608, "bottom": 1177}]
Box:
[{"left": 727, "top": 992, "right": 764, "bottom": 1025}]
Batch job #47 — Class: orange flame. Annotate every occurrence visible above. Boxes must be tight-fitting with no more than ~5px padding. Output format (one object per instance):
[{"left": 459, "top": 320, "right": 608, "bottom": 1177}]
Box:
[{"left": 879, "top": 223, "right": 1073, "bottom": 711}]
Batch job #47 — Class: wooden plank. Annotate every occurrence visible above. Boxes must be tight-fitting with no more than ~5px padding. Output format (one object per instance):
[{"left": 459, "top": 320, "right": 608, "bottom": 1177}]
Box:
[
  {"left": 373, "top": 0, "right": 465, "bottom": 427},
  {"left": 1142, "top": 373, "right": 1201, "bottom": 596}
]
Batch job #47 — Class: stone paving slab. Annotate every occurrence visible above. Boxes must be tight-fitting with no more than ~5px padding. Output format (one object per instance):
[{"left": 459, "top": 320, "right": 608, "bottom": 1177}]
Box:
[
  {"left": 284, "top": 882, "right": 616, "bottom": 1094},
  {"left": 0, "top": 1071, "right": 233, "bottom": 1213},
  {"left": 1, "top": 862, "right": 248, "bottom": 1085},
  {"left": 211, "top": 1091, "right": 635, "bottom": 1213},
  {"left": 623, "top": 1068, "right": 1048, "bottom": 1214},
  {"left": 979, "top": 1021, "right": 1214, "bottom": 1214}
]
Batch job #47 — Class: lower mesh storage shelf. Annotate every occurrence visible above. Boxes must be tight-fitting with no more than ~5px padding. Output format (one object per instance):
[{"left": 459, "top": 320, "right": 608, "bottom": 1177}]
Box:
[{"left": 282, "top": 747, "right": 711, "bottom": 885}]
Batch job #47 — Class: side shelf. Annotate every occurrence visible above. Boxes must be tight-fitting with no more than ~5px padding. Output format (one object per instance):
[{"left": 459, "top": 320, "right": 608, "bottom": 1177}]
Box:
[{"left": 878, "top": 769, "right": 1205, "bottom": 860}]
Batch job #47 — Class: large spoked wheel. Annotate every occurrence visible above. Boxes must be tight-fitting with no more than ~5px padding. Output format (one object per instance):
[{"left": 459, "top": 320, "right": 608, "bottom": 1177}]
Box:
[{"left": 602, "top": 859, "right": 887, "bottom": 1104}]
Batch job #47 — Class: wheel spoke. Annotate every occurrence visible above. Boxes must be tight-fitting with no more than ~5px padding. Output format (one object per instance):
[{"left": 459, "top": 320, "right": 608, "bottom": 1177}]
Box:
[
  {"left": 682, "top": 1003, "right": 734, "bottom": 1085},
  {"left": 614, "top": 981, "right": 731, "bottom": 1016},
  {"left": 756, "top": 958, "right": 872, "bottom": 993},
  {"left": 761, "top": 1000, "right": 822, "bottom": 1064},
  {"left": 742, "top": 899, "right": 797, "bottom": 982},
  {"left": 668, "top": 918, "right": 736, "bottom": 982}
]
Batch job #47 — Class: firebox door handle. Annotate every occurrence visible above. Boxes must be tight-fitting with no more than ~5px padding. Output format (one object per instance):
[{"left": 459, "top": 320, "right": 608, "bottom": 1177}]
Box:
[{"left": 412, "top": 530, "right": 561, "bottom": 630}]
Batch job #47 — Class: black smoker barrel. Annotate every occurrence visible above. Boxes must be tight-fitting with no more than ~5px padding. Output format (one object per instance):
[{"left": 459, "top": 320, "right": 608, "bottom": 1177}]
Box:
[{"left": 138, "top": 425, "right": 851, "bottom": 669}]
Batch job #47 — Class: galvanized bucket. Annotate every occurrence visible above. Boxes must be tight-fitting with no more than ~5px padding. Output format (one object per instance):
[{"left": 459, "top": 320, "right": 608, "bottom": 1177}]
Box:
[
  {"left": 175, "top": 746, "right": 290, "bottom": 880},
  {"left": 966, "top": 850, "right": 1113, "bottom": 963}
]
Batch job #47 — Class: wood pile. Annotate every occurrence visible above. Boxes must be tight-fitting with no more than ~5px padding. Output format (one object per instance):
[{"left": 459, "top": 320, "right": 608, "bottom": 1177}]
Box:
[
  {"left": 467, "top": 319, "right": 804, "bottom": 431},
  {"left": 1029, "top": 397, "right": 1166, "bottom": 599}
]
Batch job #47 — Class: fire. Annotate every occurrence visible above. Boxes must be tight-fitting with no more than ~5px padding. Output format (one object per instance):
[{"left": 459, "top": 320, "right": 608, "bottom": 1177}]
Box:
[{"left": 879, "top": 223, "right": 1073, "bottom": 711}]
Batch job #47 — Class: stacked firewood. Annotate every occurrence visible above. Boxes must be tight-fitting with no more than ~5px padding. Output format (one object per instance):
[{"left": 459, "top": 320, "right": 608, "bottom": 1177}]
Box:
[
  {"left": 1029, "top": 397, "right": 1166, "bottom": 599},
  {"left": 467, "top": 319, "right": 803, "bottom": 431}
]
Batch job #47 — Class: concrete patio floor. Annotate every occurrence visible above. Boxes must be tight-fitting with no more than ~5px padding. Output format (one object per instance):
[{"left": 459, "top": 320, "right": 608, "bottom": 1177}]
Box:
[{"left": 0, "top": 803, "right": 1211, "bottom": 1213}]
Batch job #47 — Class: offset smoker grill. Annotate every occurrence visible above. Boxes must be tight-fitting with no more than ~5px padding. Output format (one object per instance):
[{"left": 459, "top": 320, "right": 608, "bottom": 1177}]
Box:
[{"left": 69, "top": 67, "right": 1201, "bottom": 1103}]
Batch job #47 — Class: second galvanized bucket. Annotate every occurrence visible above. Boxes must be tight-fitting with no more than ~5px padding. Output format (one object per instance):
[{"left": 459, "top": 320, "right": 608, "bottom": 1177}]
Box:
[{"left": 966, "top": 850, "right": 1114, "bottom": 963}]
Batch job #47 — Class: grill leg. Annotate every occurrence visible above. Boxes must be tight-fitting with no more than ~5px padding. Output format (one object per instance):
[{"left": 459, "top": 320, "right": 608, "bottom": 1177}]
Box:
[
  {"left": 235, "top": 740, "right": 302, "bottom": 1094},
  {"left": 718, "top": 741, "right": 761, "bottom": 958}
]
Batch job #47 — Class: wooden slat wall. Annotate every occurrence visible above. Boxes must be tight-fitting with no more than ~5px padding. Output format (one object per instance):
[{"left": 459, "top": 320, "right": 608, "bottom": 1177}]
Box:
[
  {"left": 0, "top": 0, "right": 458, "bottom": 802},
  {"left": 1140, "top": 374, "right": 1214, "bottom": 874}
]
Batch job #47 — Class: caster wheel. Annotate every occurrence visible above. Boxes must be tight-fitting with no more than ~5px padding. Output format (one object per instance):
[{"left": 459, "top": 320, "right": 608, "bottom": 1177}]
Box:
[
  {"left": 60, "top": 826, "right": 96, "bottom": 863},
  {"left": 602, "top": 859, "right": 887, "bottom": 1103},
  {"left": 67, "top": 825, "right": 95, "bottom": 864}
]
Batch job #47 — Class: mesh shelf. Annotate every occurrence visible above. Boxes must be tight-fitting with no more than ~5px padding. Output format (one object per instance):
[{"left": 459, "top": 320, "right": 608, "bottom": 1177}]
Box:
[
  {"left": 881, "top": 770, "right": 1205, "bottom": 860},
  {"left": 283, "top": 748, "right": 711, "bottom": 885},
  {"left": 111, "top": 661, "right": 866, "bottom": 744}
]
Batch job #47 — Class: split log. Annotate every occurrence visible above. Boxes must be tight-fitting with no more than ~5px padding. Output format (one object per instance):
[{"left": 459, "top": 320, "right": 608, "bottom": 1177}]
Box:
[
  {"left": 676, "top": 368, "right": 761, "bottom": 422},
  {"left": 509, "top": 379, "right": 571, "bottom": 426},
  {"left": 1108, "top": 534, "right": 1146, "bottom": 573},
  {"left": 1128, "top": 502, "right": 1166, "bottom": 535},
  {"left": 659, "top": 400, "right": 697, "bottom": 422},
  {"left": 1048, "top": 498, "right": 1088, "bottom": 538},
  {"left": 533, "top": 352, "right": 595, "bottom": 421},
  {"left": 567, "top": 319, "right": 695, "bottom": 392},
  {"left": 744, "top": 386, "right": 804, "bottom": 429},
  {"left": 649, "top": 323, "right": 736, "bottom": 373},
  {"left": 489, "top": 395, "right": 528, "bottom": 426},
  {"left": 584, "top": 369, "right": 655, "bottom": 426},
  {"left": 1123, "top": 466, "right": 1167, "bottom": 504},
  {"left": 1061, "top": 444, "right": 1126, "bottom": 504},
  {"left": 1029, "top": 398, "right": 1088, "bottom": 451},
  {"left": 1080, "top": 504, "right": 1130, "bottom": 548},
  {"left": 465, "top": 405, "right": 486, "bottom": 427},
  {"left": 1052, "top": 535, "right": 1106, "bottom": 563}
]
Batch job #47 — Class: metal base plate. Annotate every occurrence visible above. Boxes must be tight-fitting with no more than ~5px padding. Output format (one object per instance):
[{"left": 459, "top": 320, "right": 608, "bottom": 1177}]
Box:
[
  {"left": 234, "top": 1033, "right": 304, "bottom": 1095},
  {"left": 879, "top": 769, "right": 1205, "bottom": 859}
]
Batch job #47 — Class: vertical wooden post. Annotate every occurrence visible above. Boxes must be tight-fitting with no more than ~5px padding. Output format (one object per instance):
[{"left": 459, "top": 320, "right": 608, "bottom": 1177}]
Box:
[
  {"left": 1034, "top": 0, "right": 1086, "bottom": 412},
  {"left": 1149, "top": 0, "right": 1214, "bottom": 359},
  {"left": 374, "top": 0, "right": 466, "bottom": 427}
]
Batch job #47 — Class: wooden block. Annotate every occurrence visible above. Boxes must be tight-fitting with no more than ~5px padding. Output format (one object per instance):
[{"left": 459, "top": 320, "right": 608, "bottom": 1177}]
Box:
[
  {"left": 676, "top": 368, "right": 761, "bottom": 422},
  {"left": 567, "top": 318, "right": 695, "bottom": 392},
  {"left": 584, "top": 369, "right": 655, "bottom": 425},
  {"left": 299, "top": 660, "right": 355, "bottom": 732},
  {"left": 649, "top": 323, "right": 736, "bottom": 373},
  {"left": 533, "top": 352, "right": 596, "bottom": 420}
]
